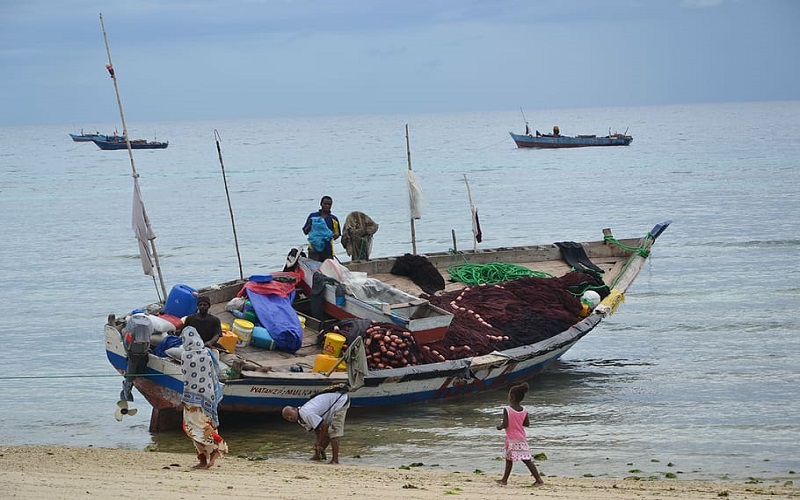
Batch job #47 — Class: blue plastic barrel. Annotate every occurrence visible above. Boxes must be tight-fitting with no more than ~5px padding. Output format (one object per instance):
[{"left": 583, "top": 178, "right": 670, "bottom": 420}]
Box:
[{"left": 163, "top": 284, "right": 198, "bottom": 318}]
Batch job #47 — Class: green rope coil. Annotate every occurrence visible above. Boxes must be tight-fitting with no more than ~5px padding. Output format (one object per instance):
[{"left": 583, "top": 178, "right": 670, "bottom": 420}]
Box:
[
  {"left": 603, "top": 234, "right": 651, "bottom": 257},
  {"left": 448, "top": 262, "right": 552, "bottom": 285}
]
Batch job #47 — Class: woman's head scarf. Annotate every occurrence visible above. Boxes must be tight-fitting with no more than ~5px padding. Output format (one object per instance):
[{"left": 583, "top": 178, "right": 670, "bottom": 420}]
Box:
[{"left": 181, "top": 326, "right": 222, "bottom": 426}]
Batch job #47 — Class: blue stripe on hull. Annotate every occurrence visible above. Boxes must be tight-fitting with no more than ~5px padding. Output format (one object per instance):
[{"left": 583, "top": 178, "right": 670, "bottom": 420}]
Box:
[{"left": 108, "top": 348, "right": 560, "bottom": 411}]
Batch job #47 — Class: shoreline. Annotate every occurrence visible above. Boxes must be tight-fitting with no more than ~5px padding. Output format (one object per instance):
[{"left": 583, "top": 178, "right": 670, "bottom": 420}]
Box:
[{"left": 1, "top": 445, "right": 796, "bottom": 499}]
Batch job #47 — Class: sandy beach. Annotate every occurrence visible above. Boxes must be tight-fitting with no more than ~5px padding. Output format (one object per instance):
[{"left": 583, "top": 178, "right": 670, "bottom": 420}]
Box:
[{"left": 1, "top": 445, "right": 796, "bottom": 499}]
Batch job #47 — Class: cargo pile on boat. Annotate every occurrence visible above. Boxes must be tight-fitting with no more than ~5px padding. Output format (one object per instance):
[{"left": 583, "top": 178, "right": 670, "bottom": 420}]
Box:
[{"left": 334, "top": 270, "right": 609, "bottom": 370}]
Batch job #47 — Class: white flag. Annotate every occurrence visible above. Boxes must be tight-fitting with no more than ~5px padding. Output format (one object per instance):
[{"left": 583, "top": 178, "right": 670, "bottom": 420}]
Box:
[
  {"left": 406, "top": 169, "right": 423, "bottom": 220},
  {"left": 131, "top": 177, "right": 155, "bottom": 276}
]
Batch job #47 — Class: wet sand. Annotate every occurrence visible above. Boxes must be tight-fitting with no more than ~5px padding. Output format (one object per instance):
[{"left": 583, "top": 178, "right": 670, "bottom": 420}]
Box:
[{"left": 2, "top": 445, "right": 797, "bottom": 499}]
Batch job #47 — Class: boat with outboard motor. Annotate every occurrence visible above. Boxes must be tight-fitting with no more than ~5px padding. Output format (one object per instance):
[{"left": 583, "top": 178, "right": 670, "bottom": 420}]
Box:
[{"left": 104, "top": 221, "right": 669, "bottom": 431}]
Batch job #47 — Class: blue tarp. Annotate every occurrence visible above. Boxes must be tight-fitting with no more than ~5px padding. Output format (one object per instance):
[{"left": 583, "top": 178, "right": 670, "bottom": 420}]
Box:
[
  {"left": 308, "top": 216, "right": 334, "bottom": 251},
  {"left": 153, "top": 334, "right": 183, "bottom": 357},
  {"left": 245, "top": 288, "right": 303, "bottom": 353}
]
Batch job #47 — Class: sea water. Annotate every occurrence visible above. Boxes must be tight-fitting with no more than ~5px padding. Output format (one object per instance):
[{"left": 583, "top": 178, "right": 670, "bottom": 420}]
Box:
[{"left": 0, "top": 101, "right": 799, "bottom": 481}]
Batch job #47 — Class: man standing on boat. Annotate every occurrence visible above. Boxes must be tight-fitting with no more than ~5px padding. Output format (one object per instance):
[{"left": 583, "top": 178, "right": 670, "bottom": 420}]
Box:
[
  {"left": 181, "top": 295, "right": 222, "bottom": 349},
  {"left": 302, "top": 196, "right": 340, "bottom": 262}
]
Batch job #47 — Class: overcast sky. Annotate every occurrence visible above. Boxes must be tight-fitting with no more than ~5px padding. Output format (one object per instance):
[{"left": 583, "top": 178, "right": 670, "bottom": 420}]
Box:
[{"left": 1, "top": 0, "right": 798, "bottom": 126}]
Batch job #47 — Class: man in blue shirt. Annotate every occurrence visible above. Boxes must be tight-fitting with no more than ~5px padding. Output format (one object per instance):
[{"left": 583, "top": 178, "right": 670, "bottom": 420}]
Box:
[{"left": 302, "top": 195, "right": 341, "bottom": 262}]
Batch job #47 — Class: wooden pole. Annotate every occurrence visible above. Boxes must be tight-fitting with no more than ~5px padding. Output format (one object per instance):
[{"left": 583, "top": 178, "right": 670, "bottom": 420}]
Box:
[
  {"left": 405, "top": 124, "right": 417, "bottom": 255},
  {"left": 214, "top": 130, "right": 244, "bottom": 280},
  {"left": 100, "top": 13, "right": 167, "bottom": 299}
]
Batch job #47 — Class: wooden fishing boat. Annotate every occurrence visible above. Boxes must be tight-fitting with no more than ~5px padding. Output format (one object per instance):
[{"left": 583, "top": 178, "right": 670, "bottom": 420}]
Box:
[
  {"left": 92, "top": 137, "right": 168, "bottom": 150},
  {"left": 104, "top": 221, "right": 670, "bottom": 431},
  {"left": 510, "top": 109, "right": 632, "bottom": 149},
  {"left": 510, "top": 130, "right": 633, "bottom": 149}
]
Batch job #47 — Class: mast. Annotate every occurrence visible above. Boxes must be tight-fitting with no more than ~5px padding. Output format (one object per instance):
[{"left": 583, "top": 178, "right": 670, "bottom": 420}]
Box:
[
  {"left": 405, "top": 124, "right": 417, "bottom": 254},
  {"left": 99, "top": 13, "right": 168, "bottom": 299},
  {"left": 214, "top": 130, "right": 244, "bottom": 280}
]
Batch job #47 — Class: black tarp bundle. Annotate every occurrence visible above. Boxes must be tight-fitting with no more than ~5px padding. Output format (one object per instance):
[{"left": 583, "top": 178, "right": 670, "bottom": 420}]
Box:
[{"left": 390, "top": 254, "right": 445, "bottom": 295}]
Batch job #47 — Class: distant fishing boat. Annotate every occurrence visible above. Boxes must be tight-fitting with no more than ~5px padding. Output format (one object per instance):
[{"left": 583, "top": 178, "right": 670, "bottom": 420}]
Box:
[
  {"left": 69, "top": 130, "right": 111, "bottom": 142},
  {"left": 510, "top": 127, "right": 633, "bottom": 149},
  {"left": 511, "top": 108, "right": 632, "bottom": 149},
  {"left": 92, "top": 137, "right": 169, "bottom": 150}
]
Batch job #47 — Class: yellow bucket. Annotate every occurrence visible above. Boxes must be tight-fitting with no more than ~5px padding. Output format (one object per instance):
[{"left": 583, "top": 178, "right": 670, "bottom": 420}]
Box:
[
  {"left": 232, "top": 318, "right": 255, "bottom": 345},
  {"left": 322, "top": 333, "right": 346, "bottom": 357},
  {"left": 313, "top": 354, "right": 347, "bottom": 373}
]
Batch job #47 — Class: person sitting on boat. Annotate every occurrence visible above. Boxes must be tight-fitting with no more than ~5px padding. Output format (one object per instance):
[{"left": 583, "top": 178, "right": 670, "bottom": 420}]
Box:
[
  {"left": 302, "top": 195, "right": 341, "bottom": 262},
  {"left": 282, "top": 388, "right": 350, "bottom": 464},
  {"left": 181, "top": 295, "right": 222, "bottom": 349}
]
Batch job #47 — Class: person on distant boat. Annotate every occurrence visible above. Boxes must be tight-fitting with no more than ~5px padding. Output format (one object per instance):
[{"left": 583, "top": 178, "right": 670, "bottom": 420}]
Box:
[
  {"left": 181, "top": 295, "right": 222, "bottom": 349},
  {"left": 282, "top": 387, "right": 350, "bottom": 464},
  {"left": 180, "top": 326, "right": 228, "bottom": 469},
  {"left": 302, "top": 195, "right": 341, "bottom": 262}
]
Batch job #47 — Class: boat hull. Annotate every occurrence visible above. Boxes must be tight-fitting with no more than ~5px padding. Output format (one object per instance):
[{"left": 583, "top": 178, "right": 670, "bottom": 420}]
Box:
[
  {"left": 92, "top": 139, "right": 168, "bottom": 150},
  {"left": 105, "top": 314, "right": 600, "bottom": 415},
  {"left": 509, "top": 132, "right": 632, "bottom": 149},
  {"left": 70, "top": 133, "right": 110, "bottom": 142}
]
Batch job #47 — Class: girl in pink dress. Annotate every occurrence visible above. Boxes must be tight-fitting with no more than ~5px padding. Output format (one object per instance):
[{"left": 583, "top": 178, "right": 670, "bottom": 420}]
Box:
[{"left": 496, "top": 382, "right": 544, "bottom": 486}]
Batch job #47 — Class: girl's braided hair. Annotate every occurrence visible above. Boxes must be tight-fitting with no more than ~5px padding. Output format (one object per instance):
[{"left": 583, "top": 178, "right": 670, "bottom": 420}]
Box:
[{"left": 509, "top": 382, "right": 529, "bottom": 403}]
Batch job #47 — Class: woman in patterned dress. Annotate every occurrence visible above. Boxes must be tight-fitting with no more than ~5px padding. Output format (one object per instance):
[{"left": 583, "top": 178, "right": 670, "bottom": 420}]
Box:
[
  {"left": 496, "top": 382, "right": 544, "bottom": 486},
  {"left": 181, "top": 326, "right": 228, "bottom": 469}
]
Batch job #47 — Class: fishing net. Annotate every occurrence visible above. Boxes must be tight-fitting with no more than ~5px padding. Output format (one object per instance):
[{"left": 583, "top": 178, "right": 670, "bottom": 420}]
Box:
[
  {"left": 334, "top": 271, "right": 609, "bottom": 369},
  {"left": 448, "top": 262, "right": 551, "bottom": 285},
  {"left": 341, "top": 211, "right": 379, "bottom": 260}
]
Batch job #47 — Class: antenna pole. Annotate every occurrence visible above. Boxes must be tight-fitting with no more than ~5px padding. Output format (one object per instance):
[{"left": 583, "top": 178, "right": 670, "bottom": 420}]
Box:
[{"left": 214, "top": 130, "right": 244, "bottom": 280}]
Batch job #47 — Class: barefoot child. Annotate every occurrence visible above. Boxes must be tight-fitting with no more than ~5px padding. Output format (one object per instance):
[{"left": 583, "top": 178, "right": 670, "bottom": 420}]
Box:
[{"left": 496, "top": 382, "right": 544, "bottom": 486}]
